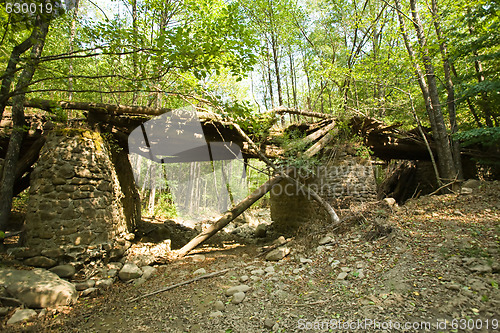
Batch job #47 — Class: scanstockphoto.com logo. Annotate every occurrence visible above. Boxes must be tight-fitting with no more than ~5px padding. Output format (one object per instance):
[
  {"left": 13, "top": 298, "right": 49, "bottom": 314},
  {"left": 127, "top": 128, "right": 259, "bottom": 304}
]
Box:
[{"left": 3, "top": 0, "right": 77, "bottom": 19}]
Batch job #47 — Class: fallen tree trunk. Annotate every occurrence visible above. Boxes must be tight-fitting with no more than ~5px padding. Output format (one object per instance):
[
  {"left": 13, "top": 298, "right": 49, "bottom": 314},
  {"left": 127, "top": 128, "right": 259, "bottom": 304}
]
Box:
[
  {"left": 272, "top": 107, "right": 334, "bottom": 119},
  {"left": 175, "top": 168, "right": 292, "bottom": 258},
  {"left": 18, "top": 98, "right": 172, "bottom": 116}
]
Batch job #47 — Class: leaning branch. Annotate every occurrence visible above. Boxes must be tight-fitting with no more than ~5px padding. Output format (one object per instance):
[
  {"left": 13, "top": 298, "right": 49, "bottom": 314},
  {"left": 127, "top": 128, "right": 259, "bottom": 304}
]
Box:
[{"left": 128, "top": 268, "right": 230, "bottom": 302}]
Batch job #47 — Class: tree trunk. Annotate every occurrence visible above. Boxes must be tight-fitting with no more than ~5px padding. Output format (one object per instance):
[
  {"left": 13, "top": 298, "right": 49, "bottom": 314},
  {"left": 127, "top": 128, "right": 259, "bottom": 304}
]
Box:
[
  {"left": 409, "top": 0, "right": 457, "bottom": 183},
  {"left": 430, "top": 0, "right": 462, "bottom": 179},
  {"left": 0, "top": 20, "right": 41, "bottom": 122},
  {"left": 68, "top": 0, "right": 80, "bottom": 106},
  {"left": 270, "top": 34, "right": 283, "bottom": 106},
  {"left": 0, "top": 18, "right": 50, "bottom": 230}
]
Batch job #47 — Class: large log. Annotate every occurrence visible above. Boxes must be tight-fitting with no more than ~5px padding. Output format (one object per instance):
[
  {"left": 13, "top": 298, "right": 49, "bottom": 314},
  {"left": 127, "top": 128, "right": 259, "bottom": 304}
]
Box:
[
  {"left": 272, "top": 107, "right": 334, "bottom": 119},
  {"left": 175, "top": 168, "right": 291, "bottom": 258}
]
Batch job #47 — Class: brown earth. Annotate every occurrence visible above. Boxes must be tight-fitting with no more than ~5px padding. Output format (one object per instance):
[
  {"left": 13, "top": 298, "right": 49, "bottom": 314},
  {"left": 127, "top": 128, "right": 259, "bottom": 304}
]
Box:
[{"left": 2, "top": 182, "right": 500, "bottom": 333}]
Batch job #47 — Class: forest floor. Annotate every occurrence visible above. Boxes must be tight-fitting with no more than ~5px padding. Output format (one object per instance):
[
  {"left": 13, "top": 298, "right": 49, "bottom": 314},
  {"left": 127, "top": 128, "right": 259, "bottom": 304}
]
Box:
[{"left": 6, "top": 181, "right": 500, "bottom": 333}]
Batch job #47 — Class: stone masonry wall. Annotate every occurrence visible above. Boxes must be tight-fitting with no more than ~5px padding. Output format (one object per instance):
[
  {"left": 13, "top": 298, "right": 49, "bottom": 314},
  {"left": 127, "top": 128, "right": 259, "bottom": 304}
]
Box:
[
  {"left": 270, "top": 149, "right": 377, "bottom": 232},
  {"left": 20, "top": 129, "right": 133, "bottom": 268}
]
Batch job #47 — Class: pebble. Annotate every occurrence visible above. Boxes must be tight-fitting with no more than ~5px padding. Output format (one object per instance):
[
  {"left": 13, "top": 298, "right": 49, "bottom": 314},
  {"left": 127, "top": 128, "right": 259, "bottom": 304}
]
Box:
[
  {"left": 209, "top": 311, "right": 223, "bottom": 318},
  {"left": 6, "top": 309, "right": 37, "bottom": 325},
  {"left": 251, "top": 269, "right": 265, "bottom": 276},
  {"left": 74, "top": 279, "right": 96, "bottom": 291},
  {"left": 38, "top": 309, "right": 47, "bottom": 318},
  {"left": 95, "top": 278, "right": 113, "bottom": 289},
  {"left": 81, "top": 288, "right": 99, "bottom": 297},
  {"left": 193, "top": 268, "right": 207, "bottom": 276},
  {"left": 189, "top": 254, "right": 206, "bottom": 263},
  {"left": 264, "top": 266, "right": 275, "bottom": 274},
  {"left": 232, "top": 291, "right": 245, "bottom": 304},
  {"left": 265, "top": 247, "right": 290, "bottom": 261},
  {"left": 318, "top": 236, "right": 333, "bottom": 245},
  {"left": 300, "top": 257, "right": 312, "bottom": 264},
  {"left": 341, "top": 267, "right": 351, "bottom": 272},
  {"left": 239, "top": 275, "right": 249, "bottom": 282},
  {"left": 141, "top": 266, "right": 157, "bottom": 280},
  {"left": 214, "top": 300, "right": 225, "bottom": 311},
  {"left": 49, "top": 265, "right": 76, "bottom": 279},
  {"left": 446, "top": 283, "right": 461, "bottom": 291},
  {"left": 226, "top": 285, "right": 251, "bottom": 296},
  {"left": 264, "top": 318, "right": 275, "bottom": 329},
  {"left": 337, "top": 272, "right": 348, "bottom": 280}
]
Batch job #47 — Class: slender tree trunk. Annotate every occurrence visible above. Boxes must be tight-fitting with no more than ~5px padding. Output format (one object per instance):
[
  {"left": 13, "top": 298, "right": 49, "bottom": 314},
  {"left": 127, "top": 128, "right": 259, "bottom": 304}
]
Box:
[
  {"left": 409, "top": 0, "right": 457, "bottom": 182},
  {"left": 430, "top": 0, "right": 462, "bottom": 179},
  {"left": 0, "top": 18, "right": 50, "bottom": 230},
  {"left": 270, "top": 34, "right": 283, "bottom": 106},
  {"left": 266, "top": 42, "right": 275, "bottom": 109},
  {"left": 68, "top": 0, "right": 80, "bottom": 107},
  {"left": 132, "top": 0, "right": 138, "bottom": 104},
  {"left": 0, "top": 22, "right": 41, "bottom": 122}
]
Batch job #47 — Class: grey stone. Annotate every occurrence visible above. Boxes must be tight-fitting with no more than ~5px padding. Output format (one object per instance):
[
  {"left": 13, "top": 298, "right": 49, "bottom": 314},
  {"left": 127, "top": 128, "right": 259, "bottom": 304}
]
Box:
[
  {"left": 469, "top": 265, "right": 492, "bottom": 274},
  {"left": 95, "top": 278, "right": 113, "bottom": 289},
  {"left": 264, "top": 318, "right": 275, "bottom": 329},
  {"left": 38, "top": 308, "right": 47, "bottom": 318},
  {"left": 300, "top": 257, "right": 312, "bottom": 264},
  {"left": 0, "top": 307, "right": 10, "bottom": 316},
  {"left": 0, "top": 268, "right": 77, "bottom": 308},
  {"left": 463, "top": 179, "right": 481, "bottom": 189},
  {"left": 133, "top": 278, "right": 146, "bottom": 286},
  {"left": 254, "top": 224, "right": 267, "bottom": 238},
  {"left": 318, "top": 236, "right": 333, "bottom": 245},
  {"left": 141, "top": 266, "right": 157, "bottom": 280},
  {"left": 209, "top": 311, "right": 223, "bottom": 318},
  {"left": 273, "top": 236, "right": 286, "bottom": 245},
  {"left": 106, "top": 269, "right": 118, "bottom": 278},
  {"left": 7, "top": 309, "right": 37, "bottom": 325},
  {"left": 383, "top": 197, "right": 397, "bottom": 207},
  {"left": 24, "top": 256, "right": 57, "bottom": 268},
  {"left": 232, "top": 291, "right": 245, "bottom": 304},
  {"left": 265, "top": 247, "right": 290, "bottom": 261},
  {"left": 446, "top": 283, "right": 461, "bottom": 291},
  {"left": 188, "top": 254, "right": 206, "bottom": 263},
  {"left": 193, "top": 268, "right": 207, "bottom": 276},
  {"left": 74, "top": 280, "right": 95, "bottom": 291},
  {"left": 337, "top": 272, "right": 348, "bottom": 280},
  {"left": 239, "top": 275, "right": 249, "bottom": 283},
  {"left": 214, "top": 300, "right": 225, "bottom": 311},
  {"left": 461, "top": 187, "right": 473, "bottom": 194},
  {"left": 118, "top": 263, "right": 143, "bottom": 281},
  {"left": 49, "top": 265, "right": 76, "bottom": 279},
  {"left": 107, "top": 262, "right": 123, "bottom": 270},
  {"left": 225, "top": 285, "right": 251, "bottom": 296},
  {"left": 13, "top": 248, "right": 42, "bottom": 259},
  {"left": 251, "top": 269, "right": 265, "bottom": 276},
  {"left": 264, "top": 266, "right": 275, "bottom": 274},
  {"left": 41, "top": 248, "right": 64, "bottom": 258},
  {"left": 81, "top": 288, "right": 99, "bottom": 297}
]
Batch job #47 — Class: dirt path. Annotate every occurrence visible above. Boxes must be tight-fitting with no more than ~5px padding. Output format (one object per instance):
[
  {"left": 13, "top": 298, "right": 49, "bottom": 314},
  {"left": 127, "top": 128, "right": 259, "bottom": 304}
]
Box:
[{"left": 6, "top": 182, "right": 500, "bottom": 333}]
